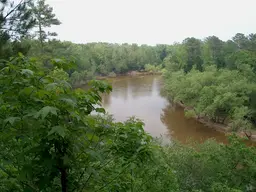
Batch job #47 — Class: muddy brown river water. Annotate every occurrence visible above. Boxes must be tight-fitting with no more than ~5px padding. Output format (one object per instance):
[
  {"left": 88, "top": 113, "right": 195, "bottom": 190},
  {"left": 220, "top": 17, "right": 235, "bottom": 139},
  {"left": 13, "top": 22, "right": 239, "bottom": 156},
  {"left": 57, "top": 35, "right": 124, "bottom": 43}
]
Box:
[{"left": 101, "top": 75, "right": 228, "bottom": 144}]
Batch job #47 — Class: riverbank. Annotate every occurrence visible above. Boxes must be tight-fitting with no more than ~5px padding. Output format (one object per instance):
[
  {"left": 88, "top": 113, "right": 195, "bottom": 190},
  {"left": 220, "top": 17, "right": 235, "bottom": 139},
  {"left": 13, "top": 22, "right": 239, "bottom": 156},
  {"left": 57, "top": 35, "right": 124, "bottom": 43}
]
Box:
[
  {"left": 96, "top": 70, "right": 162, "bottom": 80},
  {"left": 73, "top": 71, "right": 162, "bottom": 88},
  {"left": 176, "top": 101, "right": 256, "bottom": 142}
]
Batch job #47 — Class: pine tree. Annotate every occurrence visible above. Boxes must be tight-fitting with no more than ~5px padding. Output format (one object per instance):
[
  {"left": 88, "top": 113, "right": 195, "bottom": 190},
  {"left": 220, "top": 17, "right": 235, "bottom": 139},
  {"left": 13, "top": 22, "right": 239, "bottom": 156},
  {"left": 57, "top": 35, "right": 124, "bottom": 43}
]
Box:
[
  {"left": 0, "top": 0, "right": 35, "bottom": 59},
  {"left": 30, "top": 0, "right": 61, "bottom": 48}
]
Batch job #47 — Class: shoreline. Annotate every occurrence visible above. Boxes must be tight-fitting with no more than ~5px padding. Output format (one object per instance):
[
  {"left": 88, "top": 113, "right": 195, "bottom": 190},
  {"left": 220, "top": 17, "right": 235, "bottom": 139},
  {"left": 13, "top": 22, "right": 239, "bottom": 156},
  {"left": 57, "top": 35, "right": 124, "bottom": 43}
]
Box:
[
  {"left": 79, "top": 74, "right": 256, "bottom": 142},
  {"left": 96, "top": 71, "right": 162, "bottom": 80},
  {"left": 73, "top": 71, "right": 161, "bottom": 88},
  {"left": 175, "top": 101, "right": 256, "bottom": 142}
]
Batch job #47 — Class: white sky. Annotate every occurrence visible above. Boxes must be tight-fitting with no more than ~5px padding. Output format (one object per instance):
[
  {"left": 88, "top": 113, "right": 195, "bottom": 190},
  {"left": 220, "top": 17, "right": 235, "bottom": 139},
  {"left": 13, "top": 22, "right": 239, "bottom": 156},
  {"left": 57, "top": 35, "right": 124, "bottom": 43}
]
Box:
[{"left": 46, "top": 0, "right": 256, "bottom": 45}]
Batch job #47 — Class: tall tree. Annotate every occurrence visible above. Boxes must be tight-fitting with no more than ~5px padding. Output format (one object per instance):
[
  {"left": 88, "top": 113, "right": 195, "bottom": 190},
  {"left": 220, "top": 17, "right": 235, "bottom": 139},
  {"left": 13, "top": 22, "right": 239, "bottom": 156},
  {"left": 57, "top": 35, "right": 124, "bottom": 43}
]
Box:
[
  {"left": 30, "top": 0, "right": 61, "bottom": 48},
  {"left": 0, "top": 0, "right": 35, "bottom": 58},
  {"left": 155, "top": 44, "right": 167, "bottom": 61},
  {"left": 204, "top": 36, "right": 225, "bottom": 68},
  {"left": 248, "top": 33, "right": 256, "bottom": 51},
  {"left": 232, "top": 33, "right": 249, "bottom": 50},
  {"left": 183, "top": 37, "right": 203, "bottom": 72}
]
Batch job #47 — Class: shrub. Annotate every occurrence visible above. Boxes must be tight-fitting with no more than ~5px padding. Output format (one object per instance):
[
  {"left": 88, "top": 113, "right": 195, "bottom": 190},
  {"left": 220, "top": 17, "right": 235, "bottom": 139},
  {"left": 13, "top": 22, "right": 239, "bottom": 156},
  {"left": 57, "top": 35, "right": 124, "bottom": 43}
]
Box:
[{"left": 108, "top": 71, "right": 117, "bottom": 77}]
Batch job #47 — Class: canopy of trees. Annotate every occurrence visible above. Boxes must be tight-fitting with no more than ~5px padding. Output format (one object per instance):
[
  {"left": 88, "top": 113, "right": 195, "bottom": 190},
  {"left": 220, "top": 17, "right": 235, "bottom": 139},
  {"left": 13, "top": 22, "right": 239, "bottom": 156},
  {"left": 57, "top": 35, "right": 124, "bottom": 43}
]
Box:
[
  {"left": 27, "top": 40, "right": 165, "bottom": 75},
  {"left": 163, "top": 34, "right": 256, "bottom": 133}
]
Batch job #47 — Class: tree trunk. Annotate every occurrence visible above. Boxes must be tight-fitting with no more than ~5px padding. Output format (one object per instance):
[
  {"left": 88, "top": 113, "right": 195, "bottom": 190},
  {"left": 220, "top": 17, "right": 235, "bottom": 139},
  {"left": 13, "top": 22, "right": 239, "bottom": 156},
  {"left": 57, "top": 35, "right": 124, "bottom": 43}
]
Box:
[
  {"left": 60, "top": 167, "right": 68, "bottom": 192},
  {"left": 38, "top": 22, "right": 44, "bottom": 49},
  {"left": 36, "top": 11, "right": 44, "bottom": 50}
]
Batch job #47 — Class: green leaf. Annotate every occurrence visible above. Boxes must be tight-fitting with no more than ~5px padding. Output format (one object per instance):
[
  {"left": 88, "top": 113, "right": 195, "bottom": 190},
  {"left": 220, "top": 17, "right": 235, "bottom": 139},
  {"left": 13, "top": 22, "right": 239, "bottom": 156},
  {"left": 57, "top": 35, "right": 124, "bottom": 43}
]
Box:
[
  {"left": 48, "top": 125, "right": 67, "bottom": 138},
  {"left": 35, "top": 106, "right": 59, "bottom": 119},
  {"left": 36, "top": 90, "right": 49, "bottom": 98},
  {"left": 86, "top": 149, "right": 103, "bottom": 161},
  {"left": 4, "top": 117, "right": 20, "bottom": 125},
  {"left": 95, "top": 107, "right": 105, "bottom": 113},
  {"left": 86, "top": 133, "right": 99, "bottom": 142},
  {"left": 18, "top": 52, "right": 24, "bottom": 57},
  {"left": 21, "top": 69, "right": 34, "bottom": 76},
  {"left": 45, "top": 83, "right": 58, "bottom": 91},
  {"left": 19, "top": 87, "right": 34, "bottom": 96},
  {"left": 60, "top": 98, "right": 76, "bottom": 108}
]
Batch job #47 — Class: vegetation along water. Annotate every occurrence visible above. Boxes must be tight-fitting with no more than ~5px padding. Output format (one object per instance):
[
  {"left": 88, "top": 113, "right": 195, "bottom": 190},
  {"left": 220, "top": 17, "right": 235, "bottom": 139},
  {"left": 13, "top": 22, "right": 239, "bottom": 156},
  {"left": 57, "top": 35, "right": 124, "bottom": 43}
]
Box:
[{"left": 1, "top": 0, "right": 256, "bottom": 191}]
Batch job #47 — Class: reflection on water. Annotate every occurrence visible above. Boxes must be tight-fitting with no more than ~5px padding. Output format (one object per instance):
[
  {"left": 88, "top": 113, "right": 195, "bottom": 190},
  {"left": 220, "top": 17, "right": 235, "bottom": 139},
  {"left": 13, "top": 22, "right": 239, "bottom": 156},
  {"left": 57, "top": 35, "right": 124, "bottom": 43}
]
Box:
[
  {"left": 102, "top": 75, "right": 227, "bottom": 143},
  {"left": 161, "top": 103, "right": 228, "bottom": 144}
]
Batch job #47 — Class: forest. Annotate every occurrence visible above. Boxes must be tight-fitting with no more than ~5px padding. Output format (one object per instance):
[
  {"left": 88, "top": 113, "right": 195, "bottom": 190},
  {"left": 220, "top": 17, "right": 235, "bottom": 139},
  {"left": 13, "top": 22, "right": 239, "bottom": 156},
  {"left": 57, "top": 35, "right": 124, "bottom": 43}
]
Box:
[
  {"left": 1, "top": 0, "right": 256, "bottom": 192},
  {"left": 26, "top": 40, "right": 166, "bottom": 85},
  {"left": 162, "top": 34, "right": 256, "bottom": 135}
]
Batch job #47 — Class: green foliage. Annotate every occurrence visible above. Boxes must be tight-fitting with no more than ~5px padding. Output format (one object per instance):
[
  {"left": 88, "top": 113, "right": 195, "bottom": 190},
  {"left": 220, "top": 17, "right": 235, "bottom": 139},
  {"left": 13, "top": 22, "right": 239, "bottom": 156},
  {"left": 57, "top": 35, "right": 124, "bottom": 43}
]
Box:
[
  {"left": 183, "top": 37, "right": 203, "bottom": 72},
  {"left": 0, "top": 0, "right": 35, "bottom": 39},
  {"left": 0, "top": 0, "right": 35, "bottom": 59},
  {"left": 144, "top": 63, "right": 163, "bottom": 73},
  {"left": 1, "top": 5, "right": 256, "bottom": 190},
  {"left": 185, "top": 109, "right": 197, "bottom": 118},
  {"left": 108, "top": 71, "right": 117, "bottom": 77},
  {"left": 203, "top": 36, "right": 225, "bottom": 68},
  {"left": 165, "top": 137, "right": 256, "bottom": 192},
  {"left": 163, "top": 33, "right": 256, "bottom": 131},
  {"left": 49, "top": 67, "right": 69, "bottom": 81},
  {"left": 0, "top": 55, "right": 166, "bottom": 192},
  {"left": 27, "top": 41, "right": 164, "bottom": 79},
  {"left": 29, "top": 0, "right": 61, "bottom": 47},
  {"left": 70, "top": 70, "right": 89, "bottom": 86},
  {"left": 0, "top": 55, "right": 111, "bottom": 191},
  {"left": 1, "top": 55, "right": 256, "bottom": 192},
  {"left": 164, "top": 66, "right": 256, "bottom": 128},
  {"left": 210, "top": 183, "right": 242, "bottom": 192}
]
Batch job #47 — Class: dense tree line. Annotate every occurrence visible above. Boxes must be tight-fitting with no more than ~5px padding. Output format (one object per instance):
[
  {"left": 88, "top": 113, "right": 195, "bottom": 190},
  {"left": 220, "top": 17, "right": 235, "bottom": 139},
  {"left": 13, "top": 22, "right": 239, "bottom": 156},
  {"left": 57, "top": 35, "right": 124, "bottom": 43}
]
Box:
[
  {"left": 163, "top": 33, "right": 256, "bottom": 134},
  {"left": 26, "top": 40, "right": 165, "bottom": 76},
  {"left": 1, "top": 0, "right": 256, "bottom": 191}
]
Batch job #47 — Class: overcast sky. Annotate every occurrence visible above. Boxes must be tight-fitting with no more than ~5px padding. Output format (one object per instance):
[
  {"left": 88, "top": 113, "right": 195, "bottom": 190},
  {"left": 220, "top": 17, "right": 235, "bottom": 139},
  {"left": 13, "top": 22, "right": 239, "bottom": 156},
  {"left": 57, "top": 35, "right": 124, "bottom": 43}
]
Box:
[{"left": 46, "top": 0, "right": 256, "bottom": 45}]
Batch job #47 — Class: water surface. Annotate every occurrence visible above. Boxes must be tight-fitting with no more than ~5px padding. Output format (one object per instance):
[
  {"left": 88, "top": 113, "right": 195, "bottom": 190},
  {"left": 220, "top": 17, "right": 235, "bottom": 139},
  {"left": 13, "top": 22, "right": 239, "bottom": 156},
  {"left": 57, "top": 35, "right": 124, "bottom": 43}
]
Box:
[{"left": 102, "top": 75, "right": 227, "bottom": 143}]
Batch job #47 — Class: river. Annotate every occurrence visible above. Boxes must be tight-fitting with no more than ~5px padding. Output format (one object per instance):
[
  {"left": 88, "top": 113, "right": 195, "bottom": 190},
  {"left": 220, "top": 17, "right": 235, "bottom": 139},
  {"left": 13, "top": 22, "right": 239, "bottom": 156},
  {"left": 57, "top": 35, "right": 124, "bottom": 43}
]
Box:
[{"left": 101, "top": 75, "right": 228, "bottom": 144}]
